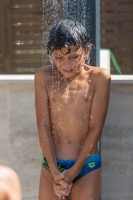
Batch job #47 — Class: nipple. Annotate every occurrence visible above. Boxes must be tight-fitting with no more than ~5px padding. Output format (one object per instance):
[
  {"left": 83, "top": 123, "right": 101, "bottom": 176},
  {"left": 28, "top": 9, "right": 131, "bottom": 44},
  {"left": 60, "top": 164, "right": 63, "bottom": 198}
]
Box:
[{"left": 52, "top": 97, "right": 56, "bottom": 102}]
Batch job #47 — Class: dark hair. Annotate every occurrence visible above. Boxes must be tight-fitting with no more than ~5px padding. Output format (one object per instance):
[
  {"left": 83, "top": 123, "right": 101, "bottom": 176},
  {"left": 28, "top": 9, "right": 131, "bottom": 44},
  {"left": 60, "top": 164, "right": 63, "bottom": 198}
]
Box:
[{"left": 47, "top": 20, "right": 90, "bottom": 55}]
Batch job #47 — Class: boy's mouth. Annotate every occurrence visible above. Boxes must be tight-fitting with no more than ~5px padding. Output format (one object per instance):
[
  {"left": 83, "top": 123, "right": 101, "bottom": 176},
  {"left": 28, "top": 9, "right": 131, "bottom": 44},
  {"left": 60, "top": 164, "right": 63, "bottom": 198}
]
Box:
[{"left": 63, "top": 68, "right": 74, "bottom": 73}]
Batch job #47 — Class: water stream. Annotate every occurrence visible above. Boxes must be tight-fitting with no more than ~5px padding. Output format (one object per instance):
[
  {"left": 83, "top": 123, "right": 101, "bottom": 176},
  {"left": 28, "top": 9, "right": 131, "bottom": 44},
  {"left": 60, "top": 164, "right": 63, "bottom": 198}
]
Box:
[{"left": 41, "top": 0, "right": 93, "bottom": 66}]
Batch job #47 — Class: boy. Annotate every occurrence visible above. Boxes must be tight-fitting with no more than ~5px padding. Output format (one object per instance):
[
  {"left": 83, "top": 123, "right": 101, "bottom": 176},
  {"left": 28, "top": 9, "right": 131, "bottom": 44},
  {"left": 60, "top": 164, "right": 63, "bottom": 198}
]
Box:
[{"left": 35, "top": 20, "right": 111, "bottom": 200}]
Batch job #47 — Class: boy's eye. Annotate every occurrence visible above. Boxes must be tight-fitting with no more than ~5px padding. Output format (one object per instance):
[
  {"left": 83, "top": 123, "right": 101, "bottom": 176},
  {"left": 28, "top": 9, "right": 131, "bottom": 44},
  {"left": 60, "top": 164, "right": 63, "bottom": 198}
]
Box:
[
  {"left": 56, "top": 57, "right": 63, "bottom": 60},
  {"left": 55, "top": 55, "right": 80, "bottom": 60},
  {"left": 72, "top": 56, "right": 78, "bottom": 58},
  {"left": 71, "top": 55, "right": 80, "bottom": 59}
]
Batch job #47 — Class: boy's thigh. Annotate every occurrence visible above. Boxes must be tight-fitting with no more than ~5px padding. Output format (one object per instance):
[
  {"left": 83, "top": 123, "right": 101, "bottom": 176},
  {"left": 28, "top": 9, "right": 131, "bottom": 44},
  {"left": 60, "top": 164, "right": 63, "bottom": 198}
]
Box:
[
  {"left": 39, "top": 167, "right": 68, "bottom": 200},
  {"left": 70, "top": 168, "right": 101, "bottom": 200}
]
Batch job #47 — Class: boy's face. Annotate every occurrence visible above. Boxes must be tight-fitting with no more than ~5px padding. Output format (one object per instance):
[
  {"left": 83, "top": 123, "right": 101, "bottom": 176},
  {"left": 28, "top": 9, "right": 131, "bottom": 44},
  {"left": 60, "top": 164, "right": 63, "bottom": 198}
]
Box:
[{"left": 52, "top": 45, "right": 88, "bottom": 78}]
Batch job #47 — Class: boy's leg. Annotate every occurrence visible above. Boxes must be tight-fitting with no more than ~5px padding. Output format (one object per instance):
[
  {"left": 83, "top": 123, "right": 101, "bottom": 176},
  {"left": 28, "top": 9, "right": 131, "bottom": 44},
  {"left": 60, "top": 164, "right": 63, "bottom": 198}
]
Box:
[
  {"left": 39, "top": 167, "right": 68, "bottom": 200},
  {"left": 70, "top": 168, "right": 101, "bottom": 200}
]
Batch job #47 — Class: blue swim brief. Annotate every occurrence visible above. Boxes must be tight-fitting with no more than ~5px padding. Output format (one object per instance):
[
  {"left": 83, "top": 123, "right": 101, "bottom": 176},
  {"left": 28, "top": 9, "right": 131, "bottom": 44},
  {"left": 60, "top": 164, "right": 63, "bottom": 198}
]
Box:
[{"left": 42, "top": 153, "right": 101, "bottom": 182}]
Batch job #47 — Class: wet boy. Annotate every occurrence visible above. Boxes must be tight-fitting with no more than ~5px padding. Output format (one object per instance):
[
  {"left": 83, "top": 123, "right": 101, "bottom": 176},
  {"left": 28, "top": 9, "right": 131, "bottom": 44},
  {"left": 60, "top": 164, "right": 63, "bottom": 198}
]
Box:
[{"left": 35, "top": 20, "right": 111, "bottom": 200}]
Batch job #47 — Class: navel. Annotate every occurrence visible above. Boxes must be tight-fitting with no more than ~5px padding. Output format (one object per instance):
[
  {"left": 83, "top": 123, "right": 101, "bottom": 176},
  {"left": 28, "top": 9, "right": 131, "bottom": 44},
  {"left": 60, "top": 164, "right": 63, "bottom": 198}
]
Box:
[
  {"left": 67, "top": 140, "right": 71, "bottom": 145},
  {"left": 85, "top": 97, "right": 88, "bottom": 102}
]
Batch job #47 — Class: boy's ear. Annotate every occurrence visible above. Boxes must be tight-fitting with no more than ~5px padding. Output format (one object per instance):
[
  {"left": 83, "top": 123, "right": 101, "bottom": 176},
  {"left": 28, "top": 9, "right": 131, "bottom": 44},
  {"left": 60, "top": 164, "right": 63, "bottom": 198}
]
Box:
[
  {"left": 87, "top": 44, "right": 92, "bottom": 52},
  {"left": 85, "top": 45, "right": 91, "bottom": 58}
]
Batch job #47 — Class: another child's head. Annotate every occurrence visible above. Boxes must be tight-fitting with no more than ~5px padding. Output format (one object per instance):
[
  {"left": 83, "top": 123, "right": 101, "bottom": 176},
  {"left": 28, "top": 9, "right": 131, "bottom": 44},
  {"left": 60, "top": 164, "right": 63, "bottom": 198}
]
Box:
[{"left": 47, "top": 20, "right": 91, "bottom": 78}]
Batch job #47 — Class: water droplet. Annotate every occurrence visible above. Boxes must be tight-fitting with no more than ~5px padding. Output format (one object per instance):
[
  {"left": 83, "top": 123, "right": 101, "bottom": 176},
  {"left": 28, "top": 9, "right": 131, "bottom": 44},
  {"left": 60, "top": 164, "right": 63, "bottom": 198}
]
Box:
[{"left": 57, "top": 106, "right": 61, "bottom": 112}]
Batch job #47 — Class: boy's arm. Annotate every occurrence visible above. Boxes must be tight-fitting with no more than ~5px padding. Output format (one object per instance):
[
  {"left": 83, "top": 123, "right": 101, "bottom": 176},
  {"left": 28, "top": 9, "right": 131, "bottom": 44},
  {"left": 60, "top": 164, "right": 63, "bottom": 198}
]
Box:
[
  {"left": 35, "top": 68, "right": 59, "bottom": 177},
  {"left": 70, "top": 68, "right": 111, "bottom": 179}
]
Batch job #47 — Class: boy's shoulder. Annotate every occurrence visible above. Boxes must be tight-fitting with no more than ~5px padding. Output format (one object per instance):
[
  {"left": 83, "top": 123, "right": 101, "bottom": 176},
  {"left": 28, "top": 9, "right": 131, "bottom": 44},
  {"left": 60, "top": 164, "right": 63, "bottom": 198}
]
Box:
[
  {"left": 89, "top": 66, "right": 111, "bottom": 82},
  {"left": 35, "top": 65, "right": 53, "bottom": 79},
  {"left": 35, "top": 65, "right": 53, "bottom": 74}
]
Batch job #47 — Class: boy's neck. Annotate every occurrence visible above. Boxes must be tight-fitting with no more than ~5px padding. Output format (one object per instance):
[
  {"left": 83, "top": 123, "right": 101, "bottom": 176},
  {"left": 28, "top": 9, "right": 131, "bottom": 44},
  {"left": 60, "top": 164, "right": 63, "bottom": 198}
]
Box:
[
  {"left": 54, "top": 65, "right": 84, "bottom": 84},
  {"left": 60, "top": 70, "right": 81, "bottom": 84}
]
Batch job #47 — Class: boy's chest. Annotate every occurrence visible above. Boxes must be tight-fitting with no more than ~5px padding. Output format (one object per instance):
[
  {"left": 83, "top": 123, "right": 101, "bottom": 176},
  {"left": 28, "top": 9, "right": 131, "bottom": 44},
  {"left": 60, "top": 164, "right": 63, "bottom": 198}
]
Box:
[{"left": 48, "top": 78, "right": 94, "bottom": 108}]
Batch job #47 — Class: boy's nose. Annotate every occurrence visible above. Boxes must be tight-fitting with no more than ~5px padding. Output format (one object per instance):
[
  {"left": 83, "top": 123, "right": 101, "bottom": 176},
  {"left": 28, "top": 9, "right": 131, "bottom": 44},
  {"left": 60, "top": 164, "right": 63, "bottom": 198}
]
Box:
[{"left": 63, "top": 59, "right": 73, "bottom": 69}]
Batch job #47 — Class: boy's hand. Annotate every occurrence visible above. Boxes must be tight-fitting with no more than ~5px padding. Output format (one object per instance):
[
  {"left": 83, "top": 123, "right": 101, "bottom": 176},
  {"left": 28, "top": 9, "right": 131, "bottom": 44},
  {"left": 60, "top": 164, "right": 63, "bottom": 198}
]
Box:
[
  {"left": 54, "top": 169, "right": 74, "bottom": 184},
  {"left": 53, "top": 169, "right": 74, "bottom": 197},
  {"left": 53, "top": 180, "right": 72, "bottom": 197}
]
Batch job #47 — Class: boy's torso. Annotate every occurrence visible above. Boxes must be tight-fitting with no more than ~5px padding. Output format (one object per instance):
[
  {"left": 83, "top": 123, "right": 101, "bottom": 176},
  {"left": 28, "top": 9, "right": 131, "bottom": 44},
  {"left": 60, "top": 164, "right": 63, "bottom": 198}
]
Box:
[{"left": 43, "top": 65, "right": 99, "bottom": 159}]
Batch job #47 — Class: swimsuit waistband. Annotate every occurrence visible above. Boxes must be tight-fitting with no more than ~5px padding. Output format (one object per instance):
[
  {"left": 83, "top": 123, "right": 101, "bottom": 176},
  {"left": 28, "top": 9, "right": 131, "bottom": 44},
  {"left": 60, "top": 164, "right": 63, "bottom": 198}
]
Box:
[{"left": 56, "top": 152, "right": 100, "bottom": 162}]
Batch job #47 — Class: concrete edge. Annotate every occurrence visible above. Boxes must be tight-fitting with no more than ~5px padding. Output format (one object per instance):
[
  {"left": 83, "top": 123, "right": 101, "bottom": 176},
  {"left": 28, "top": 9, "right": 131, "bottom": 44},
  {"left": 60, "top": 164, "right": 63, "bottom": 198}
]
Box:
[
  {"left": 0, "top": 75, "right": 133, "bottom": 84},
  {"left": 0, "top": 75, "right": 34, "bottom": 83},
  {"left": 111, "top": 75, "right": 133, "bottom": 84}
]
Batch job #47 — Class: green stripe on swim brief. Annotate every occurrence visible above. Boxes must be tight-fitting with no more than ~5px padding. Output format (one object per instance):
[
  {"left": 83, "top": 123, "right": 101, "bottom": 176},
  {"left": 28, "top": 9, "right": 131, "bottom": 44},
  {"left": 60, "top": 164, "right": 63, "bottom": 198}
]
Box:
[
  {"left": 42, "top": 155, "right": 65, "bottom": 172},
  {"left": 42, "top": 155, "right": 51, "bottom": 172}
]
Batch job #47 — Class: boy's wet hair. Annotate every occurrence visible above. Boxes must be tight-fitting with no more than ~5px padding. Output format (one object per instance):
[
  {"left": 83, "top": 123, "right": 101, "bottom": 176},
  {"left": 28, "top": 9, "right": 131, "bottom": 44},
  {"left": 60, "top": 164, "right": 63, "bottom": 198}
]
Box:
[{"left": 47, "top": 20, "right": 90, "bottom": 55}]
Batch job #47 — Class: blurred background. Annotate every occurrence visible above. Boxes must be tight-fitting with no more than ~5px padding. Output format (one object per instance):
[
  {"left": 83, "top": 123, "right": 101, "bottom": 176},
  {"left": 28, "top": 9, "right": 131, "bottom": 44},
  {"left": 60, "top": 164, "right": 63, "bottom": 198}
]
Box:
[
  {"left": 0, "top": 1, "right": 133, "bottom": 200},
  {"left": 0, "top": 0, "right": 133, "bottom": 74}
]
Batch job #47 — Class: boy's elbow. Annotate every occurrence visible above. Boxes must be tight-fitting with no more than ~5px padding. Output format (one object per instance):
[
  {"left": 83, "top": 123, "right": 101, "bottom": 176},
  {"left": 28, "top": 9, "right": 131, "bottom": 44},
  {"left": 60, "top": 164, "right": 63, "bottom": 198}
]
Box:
[{"left": 89, "top": 125, "right": 103, "bottom": 137}]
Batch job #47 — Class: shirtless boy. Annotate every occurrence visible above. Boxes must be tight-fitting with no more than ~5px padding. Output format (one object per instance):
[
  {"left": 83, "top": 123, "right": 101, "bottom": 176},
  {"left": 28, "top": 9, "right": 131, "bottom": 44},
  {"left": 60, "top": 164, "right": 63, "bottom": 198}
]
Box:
[{"left": 35, "top": 20, "right": 111, "bottom": 200}]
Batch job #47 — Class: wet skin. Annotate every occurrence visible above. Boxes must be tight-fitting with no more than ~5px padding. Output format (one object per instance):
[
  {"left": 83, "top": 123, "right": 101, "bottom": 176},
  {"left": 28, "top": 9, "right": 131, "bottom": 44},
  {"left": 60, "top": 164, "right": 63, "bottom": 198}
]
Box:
[
  {"left": 35, "top": 46, "right": 111, "bottom": 199},
  {"left": 40, "top": 46, "right": 97, "bottom": 159},
  {"left": 0, "top": 165, "right": 21, "bottom": 200}
]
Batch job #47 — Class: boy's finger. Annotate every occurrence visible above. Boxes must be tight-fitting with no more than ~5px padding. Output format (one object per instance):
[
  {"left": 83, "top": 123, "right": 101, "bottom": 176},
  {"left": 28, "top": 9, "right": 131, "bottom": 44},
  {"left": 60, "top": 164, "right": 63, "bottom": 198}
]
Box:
[
  {"left": 69, "top": 184, "right": 73, "bottom": 191},
  {"left": 54, "top": 181, "right": 71, "bottom": 196},
  {"left": 66, "top": 188, "right": 71, "bottom": 196},
  {"left": 66, "top": 184, "right": 73, "bottom": 196},
  {"left": 54, "top": 184, "right": 65, "bottom": 191},
  {"left": 54, "top": 178, "right": 72, "bottom": 190},
  {"left": 54, "top": 173, "right": 64, "bottom": 181},
  {"left": 59, "top": 179, "right": 69, "bottom": 188},
  {"left": 55, "top": 191, "right": 61, "bottom": 197},
  {"left": 55, "top": 188, "right": 68, "bottom": 196}
]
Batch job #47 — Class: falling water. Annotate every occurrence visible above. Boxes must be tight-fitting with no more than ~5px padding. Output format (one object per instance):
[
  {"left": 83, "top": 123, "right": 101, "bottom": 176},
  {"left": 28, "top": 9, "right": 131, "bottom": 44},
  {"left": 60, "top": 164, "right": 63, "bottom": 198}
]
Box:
[
  {"left": 41, "top": 0, "right": 59, "bottom": 66},
  {"left": 64, "top": 0, "right": 89, "bottom": 27},
  {"left": 41, "top": 0, "right": 95, "bottom": 67},
  {"left": 41, "top": 0, "right": 45, "bottom": 66},
  {"left": 64, "top": 0, "right": 96, "bottom": 66}
]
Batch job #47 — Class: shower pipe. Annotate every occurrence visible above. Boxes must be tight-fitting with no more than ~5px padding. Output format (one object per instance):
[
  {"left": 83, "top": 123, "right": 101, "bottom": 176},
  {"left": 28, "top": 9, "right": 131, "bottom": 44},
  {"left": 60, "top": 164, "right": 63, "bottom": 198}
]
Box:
[{"left": 101, "top": 48, "right": 122, "bottom": 75}]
